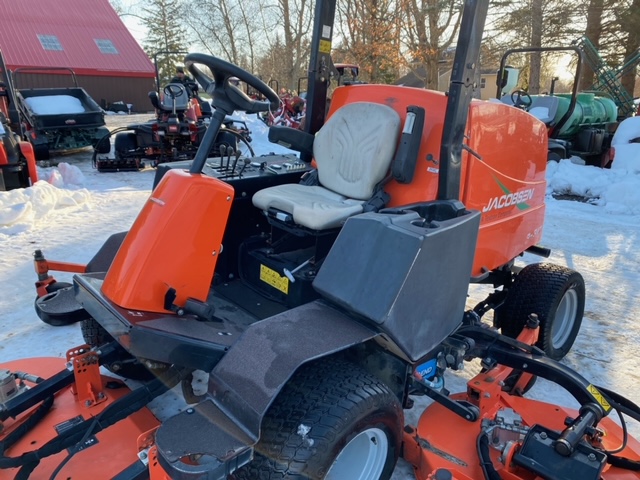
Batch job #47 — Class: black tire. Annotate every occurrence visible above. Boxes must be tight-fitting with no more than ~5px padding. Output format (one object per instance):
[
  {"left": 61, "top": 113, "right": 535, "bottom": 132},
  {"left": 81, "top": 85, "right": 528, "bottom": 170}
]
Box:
[
  {"left": 232, "top": 359, "right": 403, "bottom": 480},
  {"left": 81, "top": 318, "right": 157, "bottom": 381},
  {"left": 114, "top": 132, "right": 137, "bottom": 160},
  {"left": 94, "top": 128, "right": 112, "bottom": 154},
  {"left": 34, "top": 282, "right": 89, "bottom": 327},
  {"left": 495, "top": 263, "right": 585, "bottom": 360}
]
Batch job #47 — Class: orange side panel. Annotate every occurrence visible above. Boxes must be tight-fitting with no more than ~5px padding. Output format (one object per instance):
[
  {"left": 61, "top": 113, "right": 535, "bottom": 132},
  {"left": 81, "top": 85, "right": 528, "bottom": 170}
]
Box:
[
  {"left": 18, "top": 141, "right": 39, "bottom": 185},
  {"left": 101, "top": 169, "right": 234, "bottom": 313},
  {"left": 329, "top": 85, "right": 548, "bottom": 276}
]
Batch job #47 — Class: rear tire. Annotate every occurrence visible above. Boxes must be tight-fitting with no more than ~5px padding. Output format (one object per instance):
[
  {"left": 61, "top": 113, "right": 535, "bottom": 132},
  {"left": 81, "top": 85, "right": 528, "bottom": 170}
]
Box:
[
  {"left": 495, "top": 263, "right": 585, "bottom": 360},
  {"left": 232, "top": 360, "right": 403, "bottom": 480},
  {"left": 94, "top": 129, "right": 112, "bottom": 154},
  {"left": 81, "top": 318, "right": 158, "bottom": 381},
  {"left": 114, "top": 132, "right": 137, "bottom": 160}
]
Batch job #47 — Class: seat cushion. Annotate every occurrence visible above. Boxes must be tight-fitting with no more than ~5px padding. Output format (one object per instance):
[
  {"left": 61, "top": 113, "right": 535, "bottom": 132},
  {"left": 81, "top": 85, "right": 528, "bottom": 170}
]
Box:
[{"left": 252, "top": 184, "right": 365, "bottom": 230}]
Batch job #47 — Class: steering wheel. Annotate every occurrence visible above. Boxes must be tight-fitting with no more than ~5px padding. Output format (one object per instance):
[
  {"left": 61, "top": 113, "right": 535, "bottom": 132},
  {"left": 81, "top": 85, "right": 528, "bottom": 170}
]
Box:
[
  {"left": 184, "top": 53, "right": 279, "bottom": 115},
  {"left": 164, "top": 84, "right": 185, "bottom": 99},
  {"left": 511, "top": 89, "right": 533, "bottom": 109}
]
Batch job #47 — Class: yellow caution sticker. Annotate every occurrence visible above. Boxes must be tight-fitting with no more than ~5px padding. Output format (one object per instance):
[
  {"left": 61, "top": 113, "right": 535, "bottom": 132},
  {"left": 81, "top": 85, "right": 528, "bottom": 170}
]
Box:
[
  {"left": 260, "top": 264, "right": 289, "bottom": 295},
  {"left": 319, "top": 39, "right": 332, "bottom": 54},
  {"left": 587, "top": 384, "right": 612, "bottom": 412}
]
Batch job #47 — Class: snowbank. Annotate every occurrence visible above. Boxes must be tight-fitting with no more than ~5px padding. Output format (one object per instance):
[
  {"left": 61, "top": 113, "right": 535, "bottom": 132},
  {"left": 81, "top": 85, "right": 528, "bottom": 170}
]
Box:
[
  {"left": 0, "top": 163, "right": 91, "bottom": 234},
  {"left": 612, "top": 116, "right": 640, "bottom": 145},
  {"left": 546, "top": 158, "right": 640, "bottom": 214}
]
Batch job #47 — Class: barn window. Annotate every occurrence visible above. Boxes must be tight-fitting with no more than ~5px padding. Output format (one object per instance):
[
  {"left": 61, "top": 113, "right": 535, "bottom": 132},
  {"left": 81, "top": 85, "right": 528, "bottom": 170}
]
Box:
[
  {"left": 37, "top": 35, "right": 63, "bottom": 51},
  {"left": 95, "top": 39, "right": 119, "bottom": 54},
  {"left": 480, "top": 77, "right": 487, "bottom": 89}
]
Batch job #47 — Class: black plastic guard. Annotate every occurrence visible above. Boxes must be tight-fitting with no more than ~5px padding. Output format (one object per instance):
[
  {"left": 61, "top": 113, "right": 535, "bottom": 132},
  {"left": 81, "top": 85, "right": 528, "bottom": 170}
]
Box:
[{"left": 155, "top": 299, "right": 377, "bottom": 478}]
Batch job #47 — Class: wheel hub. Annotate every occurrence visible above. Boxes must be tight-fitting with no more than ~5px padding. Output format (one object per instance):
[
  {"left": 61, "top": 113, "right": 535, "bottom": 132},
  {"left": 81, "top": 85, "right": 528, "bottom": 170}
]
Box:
[
  {"left": 551, "top": 288, "right": 579, "bottom": 349},
  {"left": 325, "top": 427, "right": 388, "bottom": 480}
]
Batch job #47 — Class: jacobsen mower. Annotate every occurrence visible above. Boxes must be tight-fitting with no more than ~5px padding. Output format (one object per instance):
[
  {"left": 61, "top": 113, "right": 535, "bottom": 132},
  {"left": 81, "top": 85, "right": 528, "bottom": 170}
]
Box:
[{"left": 3, "top": 0, "right": 640, "bottom": 478}]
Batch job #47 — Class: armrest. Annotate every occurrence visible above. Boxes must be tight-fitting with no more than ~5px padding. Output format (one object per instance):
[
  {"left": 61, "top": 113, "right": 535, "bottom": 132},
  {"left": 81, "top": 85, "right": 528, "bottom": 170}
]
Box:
[{"left": 268, "top": 126, "right": 314, "bottom": 158}]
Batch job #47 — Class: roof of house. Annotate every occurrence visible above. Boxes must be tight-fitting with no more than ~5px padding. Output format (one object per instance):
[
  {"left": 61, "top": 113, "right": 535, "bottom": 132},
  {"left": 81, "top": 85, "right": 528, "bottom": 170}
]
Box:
[{"left": 0, "top": 0, "right": 154, "bottom": 77}]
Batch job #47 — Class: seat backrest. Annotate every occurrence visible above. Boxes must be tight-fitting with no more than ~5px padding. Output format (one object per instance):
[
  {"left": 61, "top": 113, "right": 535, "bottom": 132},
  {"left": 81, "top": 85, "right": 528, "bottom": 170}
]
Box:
[
  {"left": 313, "top": 102, "right": 401, "bottom": 200},
  {"left": 528, "top": 96, "right": 559, "bottom": 125},
  {"left": 160, "top": 83, "right": 189, "bottom": 112}
]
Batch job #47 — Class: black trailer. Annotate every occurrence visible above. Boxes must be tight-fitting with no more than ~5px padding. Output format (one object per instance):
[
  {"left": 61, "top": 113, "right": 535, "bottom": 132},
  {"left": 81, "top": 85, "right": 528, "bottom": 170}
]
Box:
[{"left": 8, "top": 65, "right": 109, "bottom": 160}]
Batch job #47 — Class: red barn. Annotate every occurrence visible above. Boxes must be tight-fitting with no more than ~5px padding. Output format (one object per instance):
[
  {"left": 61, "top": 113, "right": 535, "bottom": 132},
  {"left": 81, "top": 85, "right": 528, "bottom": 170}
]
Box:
[{"left": 0, "top": 0, "right": 156, "bottom": 112}]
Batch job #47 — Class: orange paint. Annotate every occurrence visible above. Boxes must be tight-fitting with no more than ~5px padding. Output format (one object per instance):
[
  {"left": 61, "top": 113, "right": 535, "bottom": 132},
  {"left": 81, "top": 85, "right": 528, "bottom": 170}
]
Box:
[
  {"left": 329, "top": 85, "right": 547, "bottom": 277},
  {"left": 101, "top": 169, "right": 234, "bottom": 313}
]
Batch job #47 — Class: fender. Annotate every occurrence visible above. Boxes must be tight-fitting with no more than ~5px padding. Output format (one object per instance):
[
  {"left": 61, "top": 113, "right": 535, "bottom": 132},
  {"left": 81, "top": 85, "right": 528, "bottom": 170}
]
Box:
[{"left": 154, "top": 299, "right": 378, "bottom": 477}]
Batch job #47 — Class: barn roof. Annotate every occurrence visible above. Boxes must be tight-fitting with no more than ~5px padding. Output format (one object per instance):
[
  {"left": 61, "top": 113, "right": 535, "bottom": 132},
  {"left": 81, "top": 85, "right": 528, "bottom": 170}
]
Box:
[{"left": 0, "top": 0, "right": 154, "bottom": 78}]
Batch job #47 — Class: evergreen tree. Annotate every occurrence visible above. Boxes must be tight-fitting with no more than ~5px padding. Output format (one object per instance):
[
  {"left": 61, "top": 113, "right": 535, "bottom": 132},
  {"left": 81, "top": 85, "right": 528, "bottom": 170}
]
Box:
[{"left": 141, "top": 0, "right": 189, "bottom": 87}]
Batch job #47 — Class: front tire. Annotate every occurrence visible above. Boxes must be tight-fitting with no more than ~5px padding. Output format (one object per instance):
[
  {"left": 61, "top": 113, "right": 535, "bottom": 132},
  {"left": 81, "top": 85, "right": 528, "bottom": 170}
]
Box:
[
  {"left": 232, "top": 359, "right": 403, "bottom": 480},
  {"left": 495, "top": 263, "right": 585, "bottom": 360}
]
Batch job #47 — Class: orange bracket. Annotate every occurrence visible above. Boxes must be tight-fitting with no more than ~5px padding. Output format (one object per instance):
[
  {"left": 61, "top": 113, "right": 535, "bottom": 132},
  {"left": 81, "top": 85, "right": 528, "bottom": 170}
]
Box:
[
  {"left": 66, "top": 345, "right": 106, "bottom": 408},
  {"left": 34, "top": 249, "right": 87, "bottom": 297}
]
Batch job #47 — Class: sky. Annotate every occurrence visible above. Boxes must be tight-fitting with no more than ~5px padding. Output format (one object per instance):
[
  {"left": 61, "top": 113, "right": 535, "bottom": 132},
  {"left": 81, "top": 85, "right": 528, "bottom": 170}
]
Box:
[
  {"left": 1, "top": 112, "right": 640, "bottom": 479},
  {"left": 115, "top": 0, "right": 147, "bottom": 46}
]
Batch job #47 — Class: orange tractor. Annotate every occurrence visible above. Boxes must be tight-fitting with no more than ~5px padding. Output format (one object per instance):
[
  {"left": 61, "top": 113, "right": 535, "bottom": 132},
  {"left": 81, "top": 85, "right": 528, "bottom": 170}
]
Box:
[
  {"left": 3, "top": 0, "right": 640, "bottom": 478},
  {"left": 0, "top": 52, "right": 38, "bottom": 190}
]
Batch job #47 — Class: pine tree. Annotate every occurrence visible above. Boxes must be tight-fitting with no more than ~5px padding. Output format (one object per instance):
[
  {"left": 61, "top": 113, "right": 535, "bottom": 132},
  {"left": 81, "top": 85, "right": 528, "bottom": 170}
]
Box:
[{"left": 141, "top": 0, "right": 189, "bottom": 87}]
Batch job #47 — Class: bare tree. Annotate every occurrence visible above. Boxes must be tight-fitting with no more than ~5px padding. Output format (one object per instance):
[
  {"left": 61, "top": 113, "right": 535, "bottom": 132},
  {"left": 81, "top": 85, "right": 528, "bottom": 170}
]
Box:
[
  {"left": 617, "top": 0, "right": 640, "bottom": 98},
  {"left": 400, "top": 0, "right": 464, "bottom": 90},
  {"left": 141, "top": 0, "right": 189, "bottom": 86},
  {"left": 528, "top": 0, "right": 543, "bottom": 93},
  {"left": 335, "top": 0, "right": 402, "bottom": 84}
]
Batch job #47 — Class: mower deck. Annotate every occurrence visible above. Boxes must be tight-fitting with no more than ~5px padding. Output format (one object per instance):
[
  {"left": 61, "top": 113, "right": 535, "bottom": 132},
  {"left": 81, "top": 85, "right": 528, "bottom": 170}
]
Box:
[{"left": 0, "top": 358, "right": 159, "bottom": 480}]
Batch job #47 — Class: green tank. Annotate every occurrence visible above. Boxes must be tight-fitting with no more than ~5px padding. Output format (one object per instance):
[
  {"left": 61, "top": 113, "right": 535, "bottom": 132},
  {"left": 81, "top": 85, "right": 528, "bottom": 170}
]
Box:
[{"left": 552, "top": 92, "right": 618, "bottom": 138}]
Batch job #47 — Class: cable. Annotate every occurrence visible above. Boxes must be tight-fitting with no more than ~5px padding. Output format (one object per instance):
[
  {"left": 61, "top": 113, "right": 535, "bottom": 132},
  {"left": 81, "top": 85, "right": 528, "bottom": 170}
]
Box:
[
  {"left": 476, "top": 431, "right": 502, "bottom": 480},
  {"left": 603, "top": 408, "right": 628, "bottom": 455},
  {"left": 47, "top": 416, "right": 100, "bottom": 480}
]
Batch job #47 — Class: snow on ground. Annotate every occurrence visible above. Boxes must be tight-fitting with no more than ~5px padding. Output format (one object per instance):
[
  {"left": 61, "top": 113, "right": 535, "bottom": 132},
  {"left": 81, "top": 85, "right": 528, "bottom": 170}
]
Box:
[{"left": 1, "top": 112, "right": 640, "bottom": 479}]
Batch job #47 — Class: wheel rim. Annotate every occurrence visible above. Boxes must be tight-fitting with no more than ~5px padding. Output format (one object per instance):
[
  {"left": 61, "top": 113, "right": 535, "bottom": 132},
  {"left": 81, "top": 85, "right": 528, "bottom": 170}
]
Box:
[
  {"left": 551, "top": 288, "right": 579, "bottom": 349},
  {"left": 325, "top": 427, "right": 388, "bottom": 480}
]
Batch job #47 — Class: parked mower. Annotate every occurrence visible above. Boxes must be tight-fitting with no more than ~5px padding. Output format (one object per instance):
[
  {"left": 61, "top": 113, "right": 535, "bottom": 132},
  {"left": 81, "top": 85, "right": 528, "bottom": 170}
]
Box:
[
  {"left": 93, "top": 81, "right": 254, "bottom": 172},
  {"left": 0, "top": 80, "right": 38, "bottom": 190},
  {"left": 6, "top": 0, "right": 640, "bottom": 478},
  {"left": 496, "top": 46, "right": 624, "bottom": 166}
]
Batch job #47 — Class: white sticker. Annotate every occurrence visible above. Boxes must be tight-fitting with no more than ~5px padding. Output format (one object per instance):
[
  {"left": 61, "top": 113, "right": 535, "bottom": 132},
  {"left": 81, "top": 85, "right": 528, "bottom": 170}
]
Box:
[
  {"left": 427, "top": 167, "right": 439, "bottom": 174},
  {"left": 322, "top": 25, "right": 331, "bottom": 39}
]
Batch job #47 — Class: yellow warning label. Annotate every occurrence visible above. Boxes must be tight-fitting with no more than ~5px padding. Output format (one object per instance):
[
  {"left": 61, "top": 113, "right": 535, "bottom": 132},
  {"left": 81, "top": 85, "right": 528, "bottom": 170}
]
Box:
[
  {"left": 319, "top": 39, "right": 332, "bottom": 54},
  {"left": 259, "top": 264, "right": 289, "bottom": 294},
  {"left": 587, "top": 384, "right": 612, "bottom": 412}
]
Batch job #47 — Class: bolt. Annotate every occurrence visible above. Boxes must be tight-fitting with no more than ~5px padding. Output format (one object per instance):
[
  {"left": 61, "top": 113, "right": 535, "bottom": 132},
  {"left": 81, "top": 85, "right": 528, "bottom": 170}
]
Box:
[
  {"left": 484, "top": 392, "right": 491, "bottom": 398},
  {"left": 140, "top": 451, "right": 148, "bottom": 460},
  {"left": 97, "top": 392, "right": 105, "bottom": 400},
  {"left": 186, "top": 408, "right": 194, "bottom": 414},
  {"left": 85, "top": 400, "right": 92, "bottom": 407},
  {"left": 540, "top": 432, "right": 547, "bottom": 440},
  {"left": 587, "top": 453, "right": 597, "bottom": 462}
]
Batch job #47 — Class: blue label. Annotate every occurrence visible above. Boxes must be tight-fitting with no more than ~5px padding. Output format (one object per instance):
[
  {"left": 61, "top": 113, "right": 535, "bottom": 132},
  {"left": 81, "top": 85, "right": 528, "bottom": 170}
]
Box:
[{"left": 416, "top": 359, "right": 437, "bottom": 380}]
